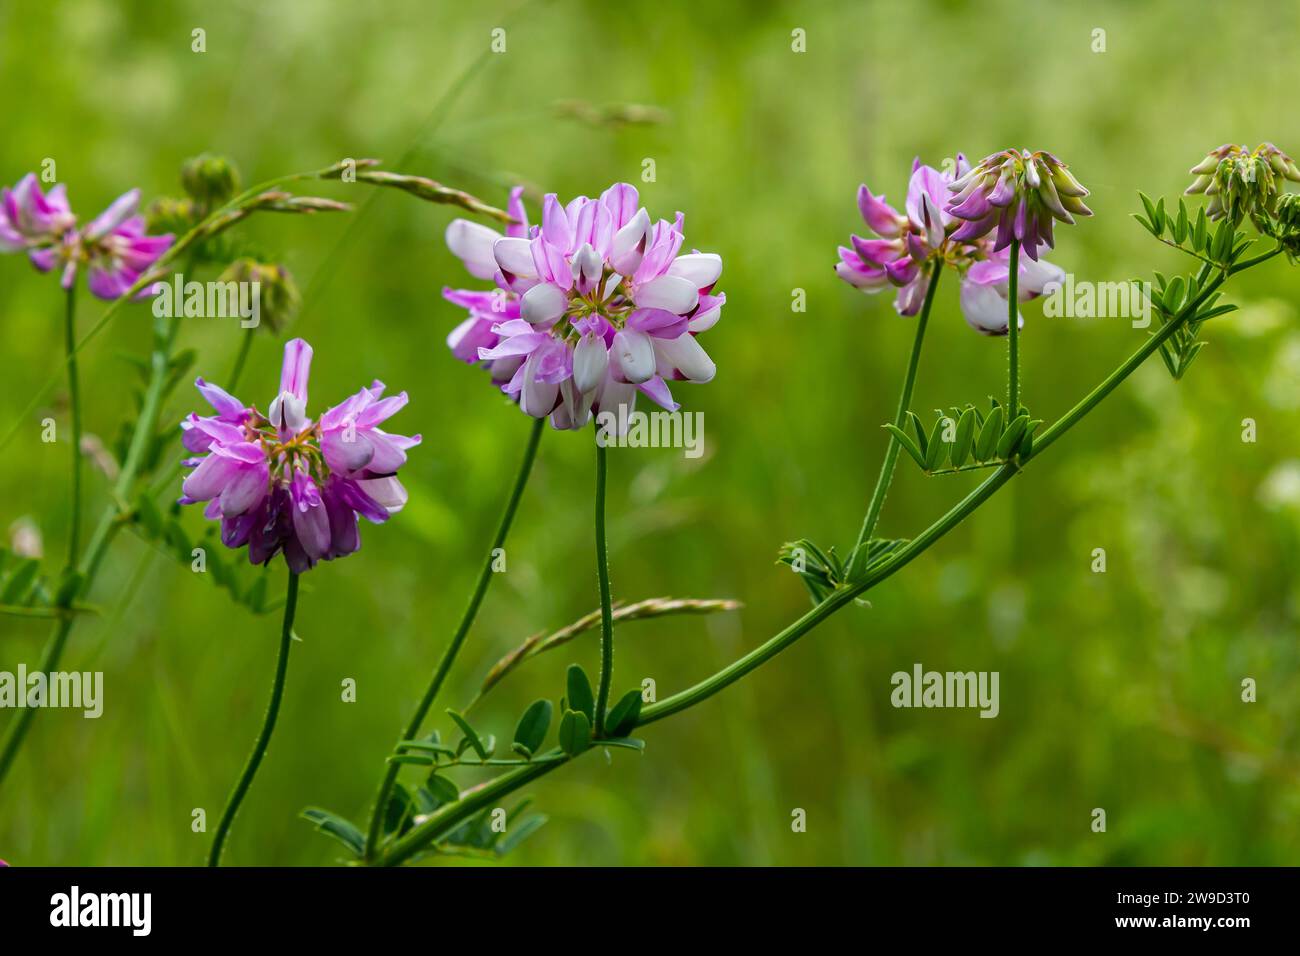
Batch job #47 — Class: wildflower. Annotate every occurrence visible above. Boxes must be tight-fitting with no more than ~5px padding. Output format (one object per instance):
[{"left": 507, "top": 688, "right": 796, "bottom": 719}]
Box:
[
  {"left": 837, "top": 156, "right": 1063, "bottom": 334},
  {"left": 1185, "top": 142, "right": 1300, "bottom": 226},
  {"left": 179, "top": 338, "right": 420, "bottom": 573},
  {"left": 443, "top": 183, "right": 724, "bottom": 429},
  {"left": 945, "top": 149, "right": 1091, "bottom": 260},
  {"left": 0, "top": 173, "right": 173, "bottom": 300}
]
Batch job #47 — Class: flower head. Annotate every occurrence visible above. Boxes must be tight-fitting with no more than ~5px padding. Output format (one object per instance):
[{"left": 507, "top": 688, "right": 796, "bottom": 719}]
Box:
[
  {"left": 1185, "top": 142, "right": 1300, "bottom": 227},
  {"left": 837, "top": 156, "right": 1063, "bottom": 334},
  {"left": 179, "top": 338, "right": 420, "bottom": 573},
  {"left": 0, "top": 173, "right": 173, "bottom": 300},
  {"left": 443, "top": 183, "right": 723, "bottom": 429},
  {"left": 945, "top": 149, "right": 1091, "bottom": 260}
]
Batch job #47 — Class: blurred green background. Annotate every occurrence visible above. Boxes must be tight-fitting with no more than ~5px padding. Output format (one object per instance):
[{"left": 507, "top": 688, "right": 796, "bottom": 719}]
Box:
[{"left": 2, "top": 0, "right": 1299, "bottom": 866}]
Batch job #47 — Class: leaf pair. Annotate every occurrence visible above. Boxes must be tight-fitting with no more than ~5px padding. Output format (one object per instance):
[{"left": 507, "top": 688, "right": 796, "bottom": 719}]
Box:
[
  {"left": 1135, "top": 192, "right": 1254, "bottom": 268},
  {"left": 885, "top": 400, "right": 1041, "bottom": 474},
  {"left": 1147, "top": 270, "right": 1238, "bottom": 381}
]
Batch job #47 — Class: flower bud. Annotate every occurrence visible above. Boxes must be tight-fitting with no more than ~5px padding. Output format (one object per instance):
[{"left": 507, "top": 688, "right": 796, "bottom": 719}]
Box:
[
  {"left": 180, "top": 153, "right": 241, "bottom": 208},
  {"left": 1185, "top": 142, "right": 1300, "bottom": 226},
  {"left": 144, "top": 196, "right": 198, "bottom": 234},
  {"left": 218, "top": 258, "right": 301, "bottom": 333}
]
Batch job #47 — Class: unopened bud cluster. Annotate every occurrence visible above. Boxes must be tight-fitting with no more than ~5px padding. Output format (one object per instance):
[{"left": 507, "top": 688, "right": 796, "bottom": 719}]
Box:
[{"left": 1185, "top": 143, "right": 1300, "bottom": 227}]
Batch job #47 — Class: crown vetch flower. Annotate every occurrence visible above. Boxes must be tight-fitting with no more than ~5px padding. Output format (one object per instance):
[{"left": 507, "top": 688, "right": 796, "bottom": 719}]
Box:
[
  {"left": 945, "top": 149, "right": 1091, "bottom": 260},
  {"left": 0, "top": 173, "right": 173, "bottom": 300},
  {"left": 179, "top": 338, "right": 420, "bottom": 573},
  {"left": 443, "top": 183, "right": 723, "bottom": 429},
  {"left": 837, "top": 156, "right": 1063, "bottom": 334},
  {"left": 1185, "top": 142, "right": 1300, "bottom": 226}
]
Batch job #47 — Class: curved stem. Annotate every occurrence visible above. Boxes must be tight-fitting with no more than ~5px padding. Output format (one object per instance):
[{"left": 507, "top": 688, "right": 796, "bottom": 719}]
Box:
[
  {"left": 363, "top": 416, "right": 545, "bottom": 860},
  {"left": 62, "top": 285, "right": 82, "bottom": 563},
  {"left": 1007, "top": 238, "right": 1021, "bottom": 415},
  {"left": 593, "top": 437, "right": 615, "bottom": 736},
  {"left": 208, "top": 570, "right": 300, "bottom": 866},
  {"left": 848, "top": 261, "right": 942, "bottom": 578}
]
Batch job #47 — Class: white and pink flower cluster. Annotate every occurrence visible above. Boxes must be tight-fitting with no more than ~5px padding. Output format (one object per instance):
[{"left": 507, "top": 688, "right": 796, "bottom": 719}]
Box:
[
  {"left": 442, "top": 183, "right": 723, "bottom": 428},
  {"left": 0, "top": 173, "right": 173, "bottom": 300},
  {"left": 836, "top": 156, "right": 1067, "bottom": 334},
  {"left": 179, "top": 339, "right": 419, "bottom": 573}
]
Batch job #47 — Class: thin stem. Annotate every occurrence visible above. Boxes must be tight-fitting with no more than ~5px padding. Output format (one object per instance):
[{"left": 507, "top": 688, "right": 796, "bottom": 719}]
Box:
[
  {"left": 847, "top": 261, "right": 942, "bottom": 578},
  {"left": 381, "top": 748, "right": 570, "bottom": 867},
  {"left": 208, "top": 570, "right": 300, "bottom": 866},
  {"left": 1230, "top": 245, "right": 1283, "bottom": 275},
  {"left": 62, "top": 285, "right": 82, "bottom": 563},
  {"left": 1007, "top": 238, "right": 1021, "bottom": 415},
  {"left": 0, "top": 312, "right": 182, "bottom": 791},
  {"left": 0, "top": 164, "right": 346, "bottom": 456},
  {"left": 227, "top": 328, "right": 256, "bottom": 392},
  {"left": 641, "top": 463, "right": 1018, "bottom": 725},
  {"left": 1029, "top": 266, "right": 1220, "bottom": 460},
  {"left": 362, "top": 416, "right": 545, "bottom": 860},
  {"left": 0, "top": 617, "right": 74, "bottom": 785},
  {"left": 593, "top": 437, "right": 615, "bottom": 736},
  {"left": 368, "top": 223, "right": 1285, "bottom": 867}
]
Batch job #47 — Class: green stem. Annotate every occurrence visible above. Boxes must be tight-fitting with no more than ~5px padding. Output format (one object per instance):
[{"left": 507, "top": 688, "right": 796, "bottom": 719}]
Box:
[
  {"left": 1028, "top": 266, "right": 1220, "bottom": 460},
  {"left": 593, "top": 437, "right": 615, "bottom": 736},
  {"left": 381, "top": 748, "right": 570, "bottom": 867},
  {"left": 208, "top": 570, "right": 300, "bottom": 866},
  {"left": 0, "top": 312, "right": 182, "bottom": 790},
  {"left": 62, "top": 285, "right": 82, "bottom": 563},
  {"left": 362, "top": 416, "right": 545, "bottom": 860},
  {"left": 847, "top": 261, "right": 942, "bottom": 578},
  {"left": 227, "top": 328, "right": 256, "bottom": 392},
  {"left": 1007, "top": 238, "right": 1021, "bottom": 415},
  {"left": 0, "top": 164, "right": 346, "bottom": 456},
  {"left": 368, "top": 226, "right": 1283, "bottom": 867},
  {"left": 641, "top": 463, "right": 1018, "bottom": 725}
]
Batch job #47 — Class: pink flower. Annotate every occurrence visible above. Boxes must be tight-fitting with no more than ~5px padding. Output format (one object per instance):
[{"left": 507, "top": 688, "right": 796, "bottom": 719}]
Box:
[
  {"left": 946, "top": 149, "right": 1091, "bottom": 259},
  {"left": 179, "top": 339, "right": 420, "bottom": 573},
  {"left": 837, "top": 156, "right": 1064, "bottom": 335},
  {"left": 443, "top": 183, "right": 724, "bottom": 429},
  {"left": 0, "top": 174, "right": 172, "bottom": 300}
]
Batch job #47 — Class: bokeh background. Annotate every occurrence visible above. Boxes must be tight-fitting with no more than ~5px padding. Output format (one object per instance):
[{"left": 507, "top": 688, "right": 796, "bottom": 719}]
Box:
[{"left": 2, "top": 0, "right": 1299, "bottom": 866}]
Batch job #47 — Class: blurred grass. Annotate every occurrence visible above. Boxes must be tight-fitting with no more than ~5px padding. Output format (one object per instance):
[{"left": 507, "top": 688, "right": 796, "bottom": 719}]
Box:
[{"left": 2, "top": 0, "right": 1299, "bottom": 865}]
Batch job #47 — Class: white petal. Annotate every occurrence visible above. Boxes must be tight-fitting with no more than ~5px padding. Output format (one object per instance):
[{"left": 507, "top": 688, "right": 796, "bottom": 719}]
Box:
[
  {"left": 654, "top": 333, "right": 716, "bottom": 383},
  {"left": 1018, "top": 258, "right": 1065, "bottom": 299},
  {"left": 445, "top": 219, "right": 501, "bottom": 280},
  {"left": 610, "top": 208, "right": 651, "bottom": 274},
  {"left": 666, "top": 252, "right": 722, "bottom": 288},
  {"left": 357, "top": 477, "right": 408, "bottom": 514},
  {"left": 596, "top": 377, "right": 637, "bottom": 430},
  {"left": 520, "top": 282, "right": 568, "bottom": 325},
  {"left": 570, "top": 242, "right": 603, "bottom": 293},
  {"left": 611, "top": 328, "right": 656, "bottom": 384},
  {"left": 520, "top": 351, "right": 558, "bottom": 417},
  {"left": 573, "top": 330, "right": 610, "bottom": 393},
  {"left": 959, "top": 281, "right": 1023, "bottom": 334},
  {"left": 493, "top": 237, "right": 538, "bottom": 278},
  {"left": 636, "top": 275, "right": 699, "bottom": 315}
]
